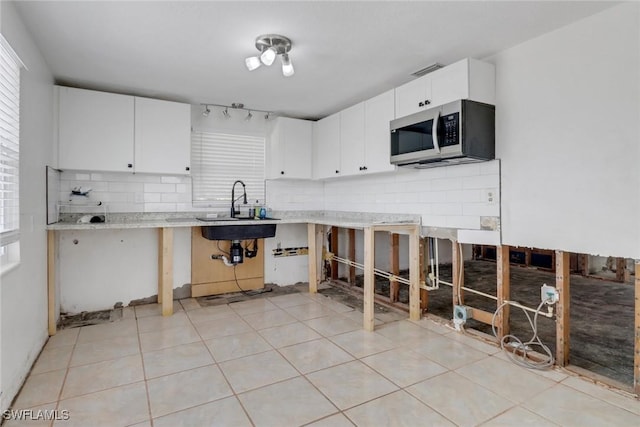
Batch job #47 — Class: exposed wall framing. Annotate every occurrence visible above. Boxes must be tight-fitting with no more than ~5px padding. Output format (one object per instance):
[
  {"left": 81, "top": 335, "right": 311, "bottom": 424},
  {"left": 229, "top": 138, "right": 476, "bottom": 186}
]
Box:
[{"left": 555, "top": 250, "right": 570, "bottom": 367}]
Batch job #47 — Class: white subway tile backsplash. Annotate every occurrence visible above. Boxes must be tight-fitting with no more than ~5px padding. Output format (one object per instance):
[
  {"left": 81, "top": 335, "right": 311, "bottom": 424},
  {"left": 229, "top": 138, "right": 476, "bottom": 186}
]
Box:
[
  {"left": 446, "top": 215, "right": 481, "bottom": 230},
  {"left": 161, "top": 176, "right": 182, "bottom": 184},
  {"left": 176, "top": 184, "right": 189, "bottom": 193},
  {"left": 144, "top": 183, "right": 176, "bottom": 193},
  {"left": 144, "top": 193, "right": 161, "bottom": 203},
  {"left": 108, "top": 182, "right": 144, "bottom": 193},
  {"left": 421, "top": 215, "right": 449, "bottom": 228},
  {"left": 431, "top": 177, "right": 463, "bottom": 191},
  {"left": 462, "top": 174, "right": 499, "bottom": 189},
  {"left": 462, "top": 203, "right": 500, "bottom": 217},
  {"left": 445, "top": 163, "right": 480, "bottom": 177},
  {"left": 480, "top": 160, "right": 500, "bottom": 175},
  {"left": 90, "top": 173, "right": 103, "bottom": 181},
  {"left": 144, "top": 202, "right": 177, "bottom": 212},
  {"left": 431, "top": 203, "right": 463, "bottom": 216},
  {"left": 75, "top": 173, "right": 91, "bottom": 181}
]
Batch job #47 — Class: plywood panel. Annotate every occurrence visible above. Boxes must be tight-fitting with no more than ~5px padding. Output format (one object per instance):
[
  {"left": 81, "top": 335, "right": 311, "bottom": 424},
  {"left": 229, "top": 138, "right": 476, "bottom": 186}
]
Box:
[
  {"left": 191, "top": 278, "right": 264, "bottom": 297},
  {"left": 191, "top": 227, "right": 264, "bottom": 296}
]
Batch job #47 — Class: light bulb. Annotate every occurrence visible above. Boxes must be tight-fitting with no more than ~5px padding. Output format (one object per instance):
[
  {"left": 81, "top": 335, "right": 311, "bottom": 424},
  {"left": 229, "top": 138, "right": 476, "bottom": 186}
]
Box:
[
  {"left": 260, "top": 47, "right": 277, "bottom": 66},
  {"left": 245, "top": 56, "right": 261, "bottom": 71},
  {"left": 281, "top": 54, "right": 294, "bottom": 77}
]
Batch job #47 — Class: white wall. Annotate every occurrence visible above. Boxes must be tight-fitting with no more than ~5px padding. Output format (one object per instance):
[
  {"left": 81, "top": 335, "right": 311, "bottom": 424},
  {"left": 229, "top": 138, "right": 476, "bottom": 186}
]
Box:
[
  {"left": 491, "top": 2, "right": 640, "bottom": 258},
  {"left": 0, "top": 1, "right": 54, "bottom": 412},
  {"left": 323, "top": 160, "right": 500, "bottom": 230}
]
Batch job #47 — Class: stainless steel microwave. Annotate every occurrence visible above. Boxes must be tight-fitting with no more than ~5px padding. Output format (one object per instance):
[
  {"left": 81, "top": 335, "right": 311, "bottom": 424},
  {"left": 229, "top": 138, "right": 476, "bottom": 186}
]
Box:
[{"left": 390, "top": 99, "right": 495, "bottom": 167}]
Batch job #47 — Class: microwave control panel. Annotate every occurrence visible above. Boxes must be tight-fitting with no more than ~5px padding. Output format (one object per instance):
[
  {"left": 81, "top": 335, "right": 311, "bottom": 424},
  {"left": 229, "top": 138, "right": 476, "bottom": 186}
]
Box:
[{"left": 440, "top": 112, "right": 459, "bottom": 147}]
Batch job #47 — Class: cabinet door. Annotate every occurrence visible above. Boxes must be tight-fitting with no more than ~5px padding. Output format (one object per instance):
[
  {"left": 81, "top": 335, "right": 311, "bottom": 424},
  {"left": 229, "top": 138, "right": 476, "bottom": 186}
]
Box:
[
  {"left": 430, "top": 59, "right": 469, "bottom": 107},
  {"left": 58, "top": 86, "right": 134, "bottom": 172},
  {"left": 313, "top": 113, "right": 341, "bottom": 179},
  {"left": 266, "top": 120, "right": 284, "bottom": 179},
  {"left": 281, "top": 118, "right": 312, "bottom": 179},
  {"left": 134, "top": 97, "right": 191, "bottom": 175},
  {"left": 339, "top": 102, "right": 365, "bottom": 176},
  {"left": 364, "top": 90, "right": 396, "bottom": 174},
  {"left": 394, "top": 75, "right": 431, "bottom": 118}
]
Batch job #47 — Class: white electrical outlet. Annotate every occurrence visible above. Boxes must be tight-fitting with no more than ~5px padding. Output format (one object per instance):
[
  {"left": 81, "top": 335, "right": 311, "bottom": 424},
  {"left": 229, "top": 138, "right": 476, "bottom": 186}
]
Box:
[
  {"left": 484, "top": 188, "right": 497, "bottom": 205},
  {"left": 540, "top": 284, "right": 559, "bottom": 305}
]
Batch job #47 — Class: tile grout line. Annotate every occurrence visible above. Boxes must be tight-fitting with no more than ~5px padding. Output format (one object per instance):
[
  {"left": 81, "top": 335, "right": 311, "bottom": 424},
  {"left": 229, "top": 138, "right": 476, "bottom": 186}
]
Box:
[{"left": 135, "top": 309, "right": 155, "bottom": 427}]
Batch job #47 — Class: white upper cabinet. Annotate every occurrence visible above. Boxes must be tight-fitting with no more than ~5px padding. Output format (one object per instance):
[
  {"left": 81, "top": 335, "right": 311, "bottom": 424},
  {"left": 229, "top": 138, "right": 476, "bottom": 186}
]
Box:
[
  {"left": 339, "top": 102, "right": 366, "bottom": 176},
  {"left": 339, "top": 90, "right": 396, "bottom": 176},
  {"left": 57, "top": 86, "right": 191, "bottom": 175},
  {"left": 363, "top": 89, "right": 396, "bottom": 174},
  {"left": 57, "top": 86, "right": 134, "bottom": 172},
  {"left": 267, "top": 117, "right": 313, "bottom": 179},
  {"left": 134, "top": 97, "right": 191, "bottom": 175},
  {"left": 312, "top": 112, "right": 341, "bottom": 179},
  {"left": 395, "top": 58, "right": 495, "bottom": 118}
]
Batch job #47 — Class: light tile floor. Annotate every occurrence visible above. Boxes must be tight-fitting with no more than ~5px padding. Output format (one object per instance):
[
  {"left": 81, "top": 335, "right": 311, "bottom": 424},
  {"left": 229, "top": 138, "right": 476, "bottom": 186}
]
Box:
[{"left": 7, "top": 292, "right": 640, "bottom": 427}]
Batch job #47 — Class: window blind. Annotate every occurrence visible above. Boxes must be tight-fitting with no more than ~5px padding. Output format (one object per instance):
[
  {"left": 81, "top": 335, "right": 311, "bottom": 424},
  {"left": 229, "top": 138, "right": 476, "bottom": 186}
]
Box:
[
  {"left": 0, "top": 35, "right": 21, "bottom": 246},
  {"left": 191, "top": 131, "right": 265, "bottom": 209}
]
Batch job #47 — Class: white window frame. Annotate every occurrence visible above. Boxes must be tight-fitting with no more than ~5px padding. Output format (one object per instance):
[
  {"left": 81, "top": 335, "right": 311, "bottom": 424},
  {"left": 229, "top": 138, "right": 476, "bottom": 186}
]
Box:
[
  {"left": 191, "top": 131, "right": 266, "bottom": 213},
  {"left": 0, "top": 34, "right": 23, "bottom": 274}
]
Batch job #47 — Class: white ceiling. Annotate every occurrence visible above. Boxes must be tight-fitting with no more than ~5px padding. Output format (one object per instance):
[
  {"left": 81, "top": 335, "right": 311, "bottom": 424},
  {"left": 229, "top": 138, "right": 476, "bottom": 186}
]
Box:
[{"left": 14, "top": 1, "right": 616, "bottom": 120}]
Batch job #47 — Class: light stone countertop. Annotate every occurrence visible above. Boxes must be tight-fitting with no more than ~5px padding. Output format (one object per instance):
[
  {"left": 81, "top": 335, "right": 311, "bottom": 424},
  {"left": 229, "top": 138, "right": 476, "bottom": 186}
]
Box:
[{"left": 46, "top": 210, "right": 421, "bottom": 231}]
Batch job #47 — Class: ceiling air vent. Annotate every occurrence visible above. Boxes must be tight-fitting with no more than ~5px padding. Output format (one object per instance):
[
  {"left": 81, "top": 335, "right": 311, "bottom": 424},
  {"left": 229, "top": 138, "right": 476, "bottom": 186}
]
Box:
[{"left": 411, "top": 63, "right": 444, "bottom": 77}]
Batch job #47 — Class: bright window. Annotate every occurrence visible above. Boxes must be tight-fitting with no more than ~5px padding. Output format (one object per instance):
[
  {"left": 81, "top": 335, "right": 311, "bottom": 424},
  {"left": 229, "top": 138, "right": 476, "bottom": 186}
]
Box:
[
  {"left": 191, "top": 131, "right": 265, "bottom": 210},
  {"left": 0, "top": 34, "right": 22, "bottom": 271}
]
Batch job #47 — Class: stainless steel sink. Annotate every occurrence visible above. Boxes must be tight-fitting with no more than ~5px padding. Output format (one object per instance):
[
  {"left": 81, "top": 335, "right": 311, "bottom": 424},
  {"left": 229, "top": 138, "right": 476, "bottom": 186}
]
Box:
[{"left": 201, "top": 223, "right": 277, "bottom": 240}]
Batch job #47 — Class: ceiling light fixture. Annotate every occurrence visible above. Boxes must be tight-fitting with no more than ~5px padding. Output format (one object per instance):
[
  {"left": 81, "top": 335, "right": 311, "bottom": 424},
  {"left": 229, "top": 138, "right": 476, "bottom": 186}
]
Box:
[
  {"left": 199, "top": 103, "right": 273, "bottom": 121},
  {"left": 245, "top": 34, "right": 294, "bottom": 77}
]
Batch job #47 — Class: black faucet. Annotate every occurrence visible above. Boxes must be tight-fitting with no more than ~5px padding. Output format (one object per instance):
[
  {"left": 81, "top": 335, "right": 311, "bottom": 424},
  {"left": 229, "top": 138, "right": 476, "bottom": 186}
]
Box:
[{"left": 230, "top": 180, "right": 247, "bottom": 218}]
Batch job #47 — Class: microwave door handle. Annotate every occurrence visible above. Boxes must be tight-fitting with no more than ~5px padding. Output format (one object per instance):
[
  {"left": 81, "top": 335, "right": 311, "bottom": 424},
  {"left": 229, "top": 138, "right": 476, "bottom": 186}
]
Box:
[{"left": 432, "top": 111, "right": 441, "bottom": 153}]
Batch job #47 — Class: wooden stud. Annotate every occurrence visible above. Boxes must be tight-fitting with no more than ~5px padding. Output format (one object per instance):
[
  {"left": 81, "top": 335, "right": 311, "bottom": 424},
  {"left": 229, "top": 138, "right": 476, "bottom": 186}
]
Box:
[
  {"left": 408, "top": 225, "right": 421, "bottom": 321},
  {"left": 363, "top": 227, "right": 375, "bottom": 331},
  {"left": 524, "top": 247, "right": 532, "bottom": 267},
  {"left": 420, "top": 237, "right": 428, "bottom": 312},
  {"left": 452, "top": 241, "right": 465, "bottom": 306},
  {"left": 389, "top": 233, "right": 400, "bottom": 302},
  {"left": 158, "top": 227, "right": 174, "bottom": 316},
  {"left": 579, "top": 254, "right": 589, "bottom": 276},
  {"left": 469, "top": 308, "right": 495, "bottom": 325},
  {"left": 496, "top": 245, "right": 510, "bottom": 339},
  {"left": 616, "top": 257, "right": 626, "bottom": 282},
  {"left": 634, "top": 260, "right": 640, "bottom": 394},
  {"left": 330, "top": 226, "right": 339, "bottom": 280},
  {"left": 47, "top": 230, "right": 56, "bottom": 336},
  {"left": 307, "top": 223, "right": 320, "bottom": 293},
  {"left": 556, "top": 250, "right": 570, "bottom": 367},
  {"left": 348, "top": 228, "right": 356, "bottom": 284}
]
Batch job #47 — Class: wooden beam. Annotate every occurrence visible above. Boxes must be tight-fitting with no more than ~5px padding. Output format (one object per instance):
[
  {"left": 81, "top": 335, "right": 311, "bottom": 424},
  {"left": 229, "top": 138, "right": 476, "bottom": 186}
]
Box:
[
  {"left": 363, "top": 227, "right": 375, "bottom": 331},
  {"left": 556, "top": 250, "right": 570, "bottom": 367},
  {"left": 579, "top": 254, "right": 589, "bottom": 276},
  {"left": 330, "top": 226, "right": 339, "bottom": 280},
  {"left": 470, "top": 308, "right": 495, "bottom": 325},
  {"left": 158, "top": 227, "right": 174, "bottom": 316},
  {"left": 47, "top": 230, "right": 56, "bottom": 336},
  {"left": 616, "top": 257, "right": 626, "bottom": 282},
  {"left": 634, "top": 260, "right": 640, "bottom": 395},
  {"left": 496, "top": 245, "right": 510, "bottom": 339},
  {"left": 389, "top": 233, "right": 399, "bottom": 302},
  {"left": 452, "top": 241, "right": 465, "bottom": 306},
  {"left": 348, "top": 228, "right": 356, "bottom": 284},
  {"left": 408, "top": 225, "right": 421, "bottom": 321}
]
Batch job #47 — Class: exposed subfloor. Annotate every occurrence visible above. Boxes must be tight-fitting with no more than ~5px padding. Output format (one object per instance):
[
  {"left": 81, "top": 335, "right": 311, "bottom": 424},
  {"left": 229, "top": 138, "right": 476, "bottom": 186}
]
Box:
[
  {"left": 13, "top": 286, "right": 640, "bottom": 426},
  {"left": 352, "top": 259, "right": 635, "bottom": 387}
]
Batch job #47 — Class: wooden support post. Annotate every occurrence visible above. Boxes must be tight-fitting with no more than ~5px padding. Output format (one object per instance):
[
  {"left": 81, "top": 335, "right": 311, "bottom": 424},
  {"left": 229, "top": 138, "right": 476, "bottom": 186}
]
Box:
[
  {"left": 307, "top": 223, "right": 322, "bottom": 293},
  {"left": 634, "top": 260, "right": 640, "bottom": 395},
  {"left": 409, "top": 225, "right": 421, "bottom": 321},
  {"left": 616, "top": 257, "right": 626, "bottom": 282},
  {"left": 348, "top": 228, "right": 356, "bottom": 284},
  {"left": 419, "top": 237, "right": 428, "bottom": 312},
  {"left": 47, "top": 230, "right": 56, "bottom": 336},
  {"left": 363, "top": 227, "right": 375, "bottom": 331},
  {"left": 524, "top": 247, "right": 532, "bottom": 267},
  {"left": 330, "top": 226, "right": 339, "bottom": 280},
  {"left": 579, "top": 254, "right": 589, "bottom": 276},
  {"left": 158, "top": 227, "right": 174, "bottom": 316},
  {"left": 496, "top": 245, "right": 510, "bottom": 339},
  {"left": 389, "top": 233, "right": 399, "bottom": 302},
  {"left": 452, "top": 241, "right": 465, "bottom": 306},
  {"left": 556, "top": 250, "right": 570, "bottom": 367}
]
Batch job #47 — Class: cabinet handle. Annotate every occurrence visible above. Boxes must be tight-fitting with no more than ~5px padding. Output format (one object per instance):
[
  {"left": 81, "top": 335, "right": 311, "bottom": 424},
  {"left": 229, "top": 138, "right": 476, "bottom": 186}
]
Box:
[
  {"left": 418, "top": 101, "right": 424, "bottom": 107},
  {"left": 185, "top": 166, "right": 190, "bottom": 171},
  {"left": 127, "top": 163, "right": 133, "bottom": 168},
  {"left": 362, "top": 166, "right": 368, "bottom": 171},
  {"left": 280, "top": 171, "right": 285, "bottom": 175},
  {"left": 425, "top": 99, "right": 431, "bottom": 105},
  {"left": 335, "top": 170, "right": 339, "bottom": 174}
]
